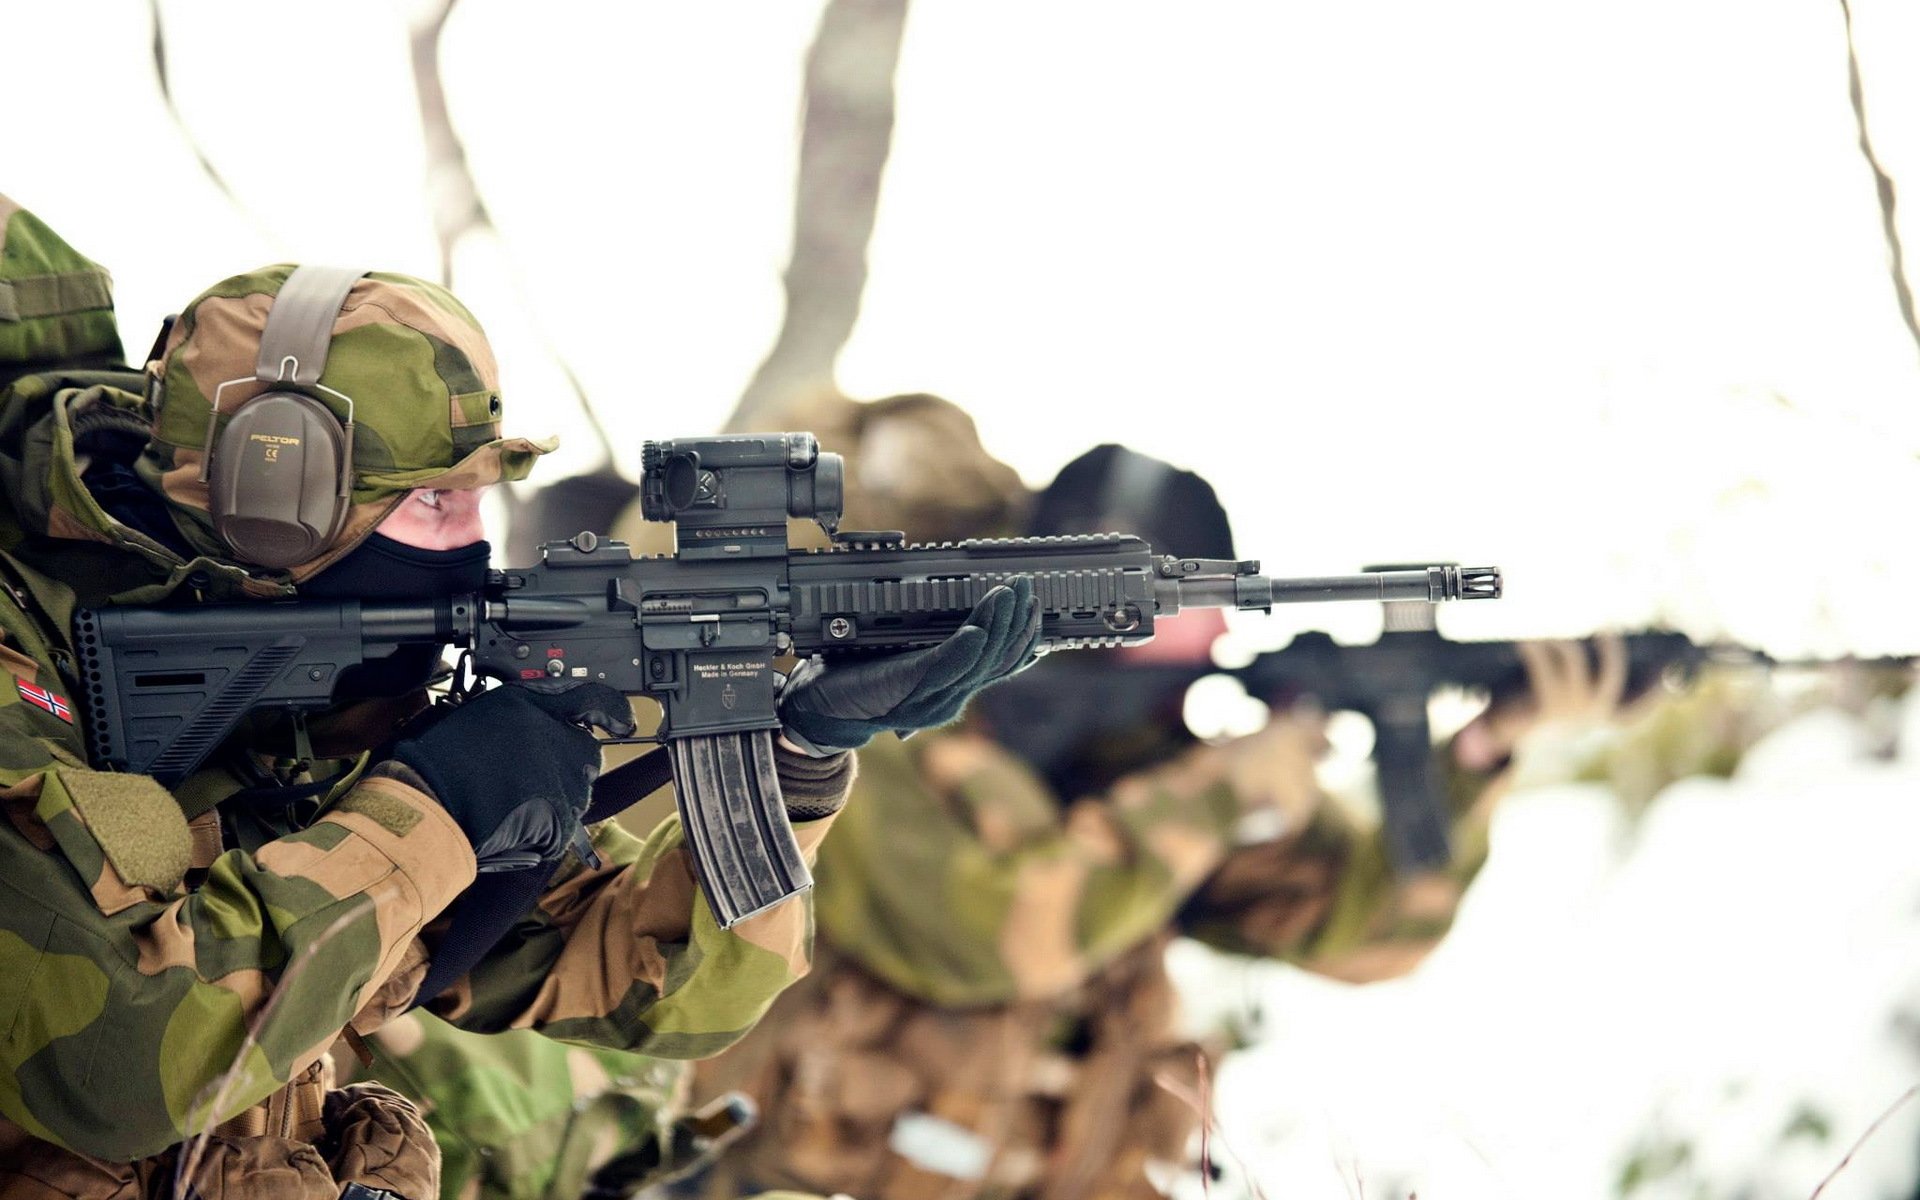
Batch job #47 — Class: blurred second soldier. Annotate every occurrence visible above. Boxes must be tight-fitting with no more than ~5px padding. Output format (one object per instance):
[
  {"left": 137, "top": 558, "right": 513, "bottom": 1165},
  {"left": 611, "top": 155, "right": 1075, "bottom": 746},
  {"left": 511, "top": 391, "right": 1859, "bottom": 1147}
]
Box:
[{"left": 684, "top": 433, "right": 1491, "bottom": 1200}]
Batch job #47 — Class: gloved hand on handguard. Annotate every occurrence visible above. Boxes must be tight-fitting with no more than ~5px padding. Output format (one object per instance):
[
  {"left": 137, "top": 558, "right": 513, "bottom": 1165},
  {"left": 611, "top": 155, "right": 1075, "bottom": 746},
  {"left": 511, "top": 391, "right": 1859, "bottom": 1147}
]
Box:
[{"left": 778, "top": 577, "right": 1043, "bottom": 757}]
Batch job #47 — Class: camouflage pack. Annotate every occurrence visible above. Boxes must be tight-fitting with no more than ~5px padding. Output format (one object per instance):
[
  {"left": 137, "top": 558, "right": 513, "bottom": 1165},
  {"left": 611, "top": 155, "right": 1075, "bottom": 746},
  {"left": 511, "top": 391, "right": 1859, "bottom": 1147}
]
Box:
[{"left": 0, "top": 193, "right": 124, "bottom": 387}]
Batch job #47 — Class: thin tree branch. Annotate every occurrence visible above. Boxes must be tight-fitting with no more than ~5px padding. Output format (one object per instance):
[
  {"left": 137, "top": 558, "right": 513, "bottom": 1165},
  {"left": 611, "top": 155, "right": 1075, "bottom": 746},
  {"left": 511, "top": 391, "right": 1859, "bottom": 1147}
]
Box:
[
  {"left": 1807, "top": 1083, "right": 1918, "bottom": 1199},
  {"left": 1837, "top": 0, "right": 1920, "bottom": 368},
  {"left": 173, "top": 901, "right": 373, "bottom": 1193},
  {"left": 147, "top": 0, "right": 277, "bottom": 247},
  {"left": 408, "top": 0, "right": 488, "bottom": 288},
  {"left": 1154, "top": 1049, "right": 1271, "bottom": 1200}
]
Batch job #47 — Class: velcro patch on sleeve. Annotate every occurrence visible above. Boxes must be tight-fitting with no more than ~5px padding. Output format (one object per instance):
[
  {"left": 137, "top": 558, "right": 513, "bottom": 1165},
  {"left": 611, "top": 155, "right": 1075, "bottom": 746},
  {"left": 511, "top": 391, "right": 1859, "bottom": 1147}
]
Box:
[
  {"left": 335, "top": 785, "right": 425, "bottom": 838},
  {"left": 63, "top": 770, "right": 192, "bottom": 895}
]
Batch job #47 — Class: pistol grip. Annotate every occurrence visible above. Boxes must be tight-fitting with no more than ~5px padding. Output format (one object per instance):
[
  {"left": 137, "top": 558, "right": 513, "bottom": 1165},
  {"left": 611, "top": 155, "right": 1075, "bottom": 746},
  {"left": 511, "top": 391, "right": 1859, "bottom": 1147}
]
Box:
[
  {"left": 669, "top": 730, "right": 813, "bottom": 927},
  {"left": 1372, "top": 704, "right": 1454, "bottom": 874}
]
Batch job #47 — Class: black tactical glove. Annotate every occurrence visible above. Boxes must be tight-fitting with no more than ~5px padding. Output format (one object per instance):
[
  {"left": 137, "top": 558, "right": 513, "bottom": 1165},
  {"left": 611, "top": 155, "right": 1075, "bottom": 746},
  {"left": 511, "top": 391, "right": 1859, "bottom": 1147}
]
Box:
[
  {"left": 380, "top": 682, "right": 636, "bottom": 869},
  {"left": 779, "top": 577, "right": 1042, "bottom": 756}
]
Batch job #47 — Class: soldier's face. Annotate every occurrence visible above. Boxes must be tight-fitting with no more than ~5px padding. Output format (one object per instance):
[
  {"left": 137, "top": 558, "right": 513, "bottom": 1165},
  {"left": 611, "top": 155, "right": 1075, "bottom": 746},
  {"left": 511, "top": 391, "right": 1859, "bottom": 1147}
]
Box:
[
  {"left": 375, "top": 486, "right": 490, "bottom": 550},
  {"left": 1120, "top": 608, "right": 1228, "bottom": 665}
]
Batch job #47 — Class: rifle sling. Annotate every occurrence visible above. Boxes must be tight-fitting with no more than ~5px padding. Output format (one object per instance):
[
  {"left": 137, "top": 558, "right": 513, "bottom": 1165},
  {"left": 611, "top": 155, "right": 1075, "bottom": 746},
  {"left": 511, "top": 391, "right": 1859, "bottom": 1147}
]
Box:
[
  {"left": 410, "top": 862, "right": 553, "bottom": 1009},
  {"left": 584, "top": 748, "right": 675, "bottom": 824}
]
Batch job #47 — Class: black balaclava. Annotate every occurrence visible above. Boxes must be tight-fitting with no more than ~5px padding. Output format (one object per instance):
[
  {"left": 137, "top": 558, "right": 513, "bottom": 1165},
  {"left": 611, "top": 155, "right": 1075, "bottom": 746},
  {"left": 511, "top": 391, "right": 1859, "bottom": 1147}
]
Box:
[
  {"left": 972, "top": 444, "right": 1237, "bottom": 801},
  {"left": 302, "top": 533, "right": 491, "bottom": 700},
  {"left": 301, "top": 531, "right": 492, "bottom": 600}
]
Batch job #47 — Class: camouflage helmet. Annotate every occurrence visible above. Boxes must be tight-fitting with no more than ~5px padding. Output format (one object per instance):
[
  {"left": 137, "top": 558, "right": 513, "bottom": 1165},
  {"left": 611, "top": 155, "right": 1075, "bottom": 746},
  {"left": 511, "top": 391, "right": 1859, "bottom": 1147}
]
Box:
[{"left": 141, "top": 264, "right": 555, "bottom": 579}]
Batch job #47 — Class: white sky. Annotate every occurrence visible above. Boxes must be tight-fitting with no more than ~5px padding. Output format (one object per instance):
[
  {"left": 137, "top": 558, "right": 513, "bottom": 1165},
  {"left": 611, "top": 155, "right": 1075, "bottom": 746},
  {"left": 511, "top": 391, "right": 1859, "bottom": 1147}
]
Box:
[{"left": 8, "top": 0, "right": 1920, "bottom": 659}]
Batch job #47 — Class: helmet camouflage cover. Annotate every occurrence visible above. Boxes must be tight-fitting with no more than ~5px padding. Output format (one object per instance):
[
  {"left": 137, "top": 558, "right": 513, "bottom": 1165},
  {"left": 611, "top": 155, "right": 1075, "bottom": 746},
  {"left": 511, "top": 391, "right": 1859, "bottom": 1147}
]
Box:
[
  {"left": 142, "top": 264, "right": 555, "bottom": 579},
  {"left": 787, "top": 391, "right": 1032, "bottom": 544}
]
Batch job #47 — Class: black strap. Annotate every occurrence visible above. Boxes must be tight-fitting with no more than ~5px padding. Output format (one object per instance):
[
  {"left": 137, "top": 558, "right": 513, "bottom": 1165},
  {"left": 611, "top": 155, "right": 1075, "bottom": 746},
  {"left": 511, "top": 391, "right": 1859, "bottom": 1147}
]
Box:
[
  {"left": 583, "top": 747, "right": 675, "bottom": 823},
  {"left": 409, "top": 862, "right": 552, "bottom": 1009},
  {"left": 409, "top": 749, "right": 675, "bottom": 1009}
]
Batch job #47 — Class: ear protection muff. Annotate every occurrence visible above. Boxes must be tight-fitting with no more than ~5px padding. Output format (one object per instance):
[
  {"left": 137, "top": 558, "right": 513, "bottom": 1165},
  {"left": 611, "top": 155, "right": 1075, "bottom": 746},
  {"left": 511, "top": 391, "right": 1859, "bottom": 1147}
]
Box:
[{"left": 198, "top": 266, "right": 368, "bottom": 569}]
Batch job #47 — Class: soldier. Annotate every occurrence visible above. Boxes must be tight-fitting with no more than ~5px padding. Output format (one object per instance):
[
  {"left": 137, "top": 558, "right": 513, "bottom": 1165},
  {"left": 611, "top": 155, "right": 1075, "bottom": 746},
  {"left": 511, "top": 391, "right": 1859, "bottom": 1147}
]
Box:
[
  {"left": 672, "top": 421, "right": 1791, "bottom": 1200},
  {"left": 0, "top": 200, "right": 1035, "bottom": 1197}
]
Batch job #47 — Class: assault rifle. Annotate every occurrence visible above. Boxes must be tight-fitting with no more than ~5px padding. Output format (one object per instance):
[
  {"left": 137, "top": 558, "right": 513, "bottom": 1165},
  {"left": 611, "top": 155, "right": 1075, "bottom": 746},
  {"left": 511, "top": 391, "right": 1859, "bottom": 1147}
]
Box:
[
  {"left": 75, "top": 433, "right": 1502, "bottom": 927},
  {"left": 1221, "top": 615, "right": 1698, "bottom": 872},
  {"left": 1234, "top": 612, "right": 1920, "bottom": 871},
  {"left": 982, "top": 592, "right": 1901, "bottom": 876}
]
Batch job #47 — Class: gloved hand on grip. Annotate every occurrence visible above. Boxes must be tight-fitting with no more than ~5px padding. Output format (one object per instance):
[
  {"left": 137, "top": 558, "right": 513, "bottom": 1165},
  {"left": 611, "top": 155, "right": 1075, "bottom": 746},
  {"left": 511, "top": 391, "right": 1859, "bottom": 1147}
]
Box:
[
  {"left": 780, "top": 577, "right": 1043, "bottom": 757},
  {"left": 379, "top": 682, "right": 636, "bottom": 869}
]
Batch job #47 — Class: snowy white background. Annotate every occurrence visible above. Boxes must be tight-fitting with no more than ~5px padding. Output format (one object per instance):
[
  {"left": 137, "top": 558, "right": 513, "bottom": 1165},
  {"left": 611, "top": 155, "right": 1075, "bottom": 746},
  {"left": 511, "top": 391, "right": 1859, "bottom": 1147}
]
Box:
[
  {"left": 9, "top": 1, "right": 1920, "bottom": 1194},
  {"left": 1171, "top": 695, "right": 1920, "bottom": 1199}
]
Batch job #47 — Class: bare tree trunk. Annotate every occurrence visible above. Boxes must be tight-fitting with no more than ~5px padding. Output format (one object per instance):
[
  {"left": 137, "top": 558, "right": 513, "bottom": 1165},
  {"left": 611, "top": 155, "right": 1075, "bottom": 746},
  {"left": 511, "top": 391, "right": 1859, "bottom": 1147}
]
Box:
[
  {"left": 727, "top": 0, "right": 911, "bottom": 432},
  {"left": 406, "top": 0, "right": 630, "bottom": 556},
  {"left": 1837, "top": 0, "right": 1920, "bottom": 369}
]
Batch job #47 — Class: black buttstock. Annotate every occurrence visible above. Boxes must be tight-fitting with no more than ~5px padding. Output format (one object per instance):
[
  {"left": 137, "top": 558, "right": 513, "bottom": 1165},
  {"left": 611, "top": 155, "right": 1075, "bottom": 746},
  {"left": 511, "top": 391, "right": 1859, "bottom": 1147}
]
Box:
[{"left": 75, "top": 602, "right": 380, "bottom": 786}]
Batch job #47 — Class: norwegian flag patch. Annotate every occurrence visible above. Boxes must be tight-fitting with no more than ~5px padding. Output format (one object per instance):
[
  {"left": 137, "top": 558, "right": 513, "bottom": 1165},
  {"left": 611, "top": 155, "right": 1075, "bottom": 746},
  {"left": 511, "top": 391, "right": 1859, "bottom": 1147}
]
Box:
[{"left": 17, "top": 680, "right": 73, "bottom": 723}]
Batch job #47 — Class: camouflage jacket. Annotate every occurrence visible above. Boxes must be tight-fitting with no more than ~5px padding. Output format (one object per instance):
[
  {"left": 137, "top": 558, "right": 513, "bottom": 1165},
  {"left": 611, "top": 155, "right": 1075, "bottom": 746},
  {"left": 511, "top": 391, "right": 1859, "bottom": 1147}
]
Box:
[
  {"left": 355, "top": 1012, "right": 841, "bottom": 1200},
  {"left": 687, "top": 729, "right": 1485, "bottom": 1200},
  {"left": 353, "top": 1013, "right": 683, "bottom": 1200},
  {"left": 0, "top": 371, "right": 842, "bottom": 1193}
]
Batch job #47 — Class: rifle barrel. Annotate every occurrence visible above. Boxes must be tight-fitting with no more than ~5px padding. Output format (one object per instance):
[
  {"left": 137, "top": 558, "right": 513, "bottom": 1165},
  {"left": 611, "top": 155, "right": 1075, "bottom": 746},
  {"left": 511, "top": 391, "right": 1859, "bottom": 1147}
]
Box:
[{"left": 1254, "top": 565, "right": 1502, "bottom": 607}]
